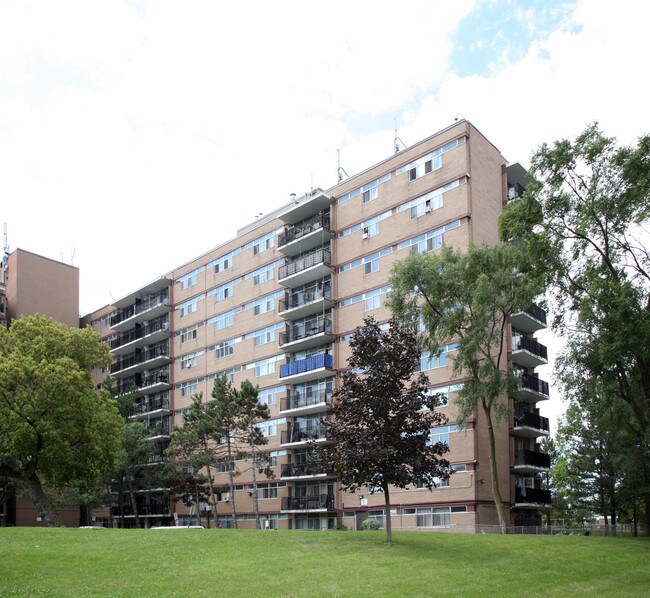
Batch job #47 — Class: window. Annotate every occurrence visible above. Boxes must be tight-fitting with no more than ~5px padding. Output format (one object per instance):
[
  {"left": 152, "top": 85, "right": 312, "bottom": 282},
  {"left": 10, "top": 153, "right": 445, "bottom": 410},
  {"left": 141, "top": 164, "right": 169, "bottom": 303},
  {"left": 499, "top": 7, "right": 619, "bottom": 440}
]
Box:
[
  {"left": 177, "top": 322, "right": 204, "bottom": 343},
  {"left": 258, "top": 385, "right": 285, "bottom": 406},
  {"left": 176, "top": 350, "right": 204, "bottom": 369},
  {"left": 415, "top": 507, "right": 451, "bottom": 528},
  {"left": 246, "top": 260, "right": 283, "bottom": 285},
  {"left": 176, "top": 378, "right": 204, "bottom": 397},
  {"left": 209, "top": 366, "right": 243, "bottom": 384},
  {"left": 247, "top": 323, "right": 282, "bottom": 346},
  {"left": 340, "top": 248, "right": 393, "bottom": 273},
  {"left": 259, "top": 483, "right": 280, "bottom": 499},
  {"left": 246, "top": 291, "right": 283, "bottom": 315},
  {"left": 209, "top": 307, "right": 242, "bottom": 331},
  {"left": 214, "top": 338, "right": 238, "bottom": 359},
  {"left": 256, "top": 417, "right": 286, "bottom": 437},
  {"left": 339, "top": 211, "right": 391, "bottom": 239},
  {"left": 249, "top": 354, "right": 283, "bottom": 377},
  {"left": 176, "top": 266, "right": 205, "bottom": 290},
  {"left": 208, "top": 278, "right": 241, "bottom": 302},
  {"left": 429, "top": 425, "right": 460, "bottom": 446},
  {"left": 177, "top": 294, "right": 205, "bottom": 317},
  {"left": 419, "top": 343, "right": 459, "bottom": 371},
  {"left": 396, "top": 139, "right": 459, "bottom": 180},
  {"left": 338, "top": 173, "right": 390, "bottom": 204},
  {"left": 340, "top": 286, "right": 392, "bottom": 310},
  {"left": 209, "top": 249, "right": 241, "bottom": 274},
  {"left": 399, "top": 221, "right": 461, "bottom": 254},
  {"left": 245, "top": 230, "right": 277, "bottom": 255},
  {"left": 398, "top": 180, "right": 460, "bottom": 219}
]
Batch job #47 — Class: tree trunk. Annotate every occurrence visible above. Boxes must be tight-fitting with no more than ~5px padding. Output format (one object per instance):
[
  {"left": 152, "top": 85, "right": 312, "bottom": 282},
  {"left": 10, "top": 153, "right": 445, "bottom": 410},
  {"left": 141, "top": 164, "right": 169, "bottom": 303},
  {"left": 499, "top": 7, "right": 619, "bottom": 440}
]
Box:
[
  {"left": 383, "top": 482, "right": 392, "bottom": 543},
  {"left": 226, "top": 439, "right": 238, "bottom": 528},
  {"left": 203, "top": 463, "right": 219, "bottom": 528},
  {"left": 482, "top": 400, "right": 507, "bottom": 532},
  {"left": 129, "top": 483, "right": 141, "bottom": 529},
  {"left": 25, "top": 473, "right": 61, "bottom": 527},
  {"left": 250, "top": 441, "right": 261, "bottom": 529}
]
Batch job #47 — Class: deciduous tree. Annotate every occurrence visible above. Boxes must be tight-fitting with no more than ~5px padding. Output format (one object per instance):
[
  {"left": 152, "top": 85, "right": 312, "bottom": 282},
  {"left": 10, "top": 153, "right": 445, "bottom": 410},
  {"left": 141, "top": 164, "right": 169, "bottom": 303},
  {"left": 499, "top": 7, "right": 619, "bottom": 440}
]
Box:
[
  {"left": 0, "top": 315, "right": 123, "bottom": 526},
  {"left": 500, "top": 124, "right": 650, "bottom": 531},
  {"left": 388, "top": 244, "right": 542, "bottom": 530},
  {"left": 323, "top": 316, "right": 451, "bottom": 543}
]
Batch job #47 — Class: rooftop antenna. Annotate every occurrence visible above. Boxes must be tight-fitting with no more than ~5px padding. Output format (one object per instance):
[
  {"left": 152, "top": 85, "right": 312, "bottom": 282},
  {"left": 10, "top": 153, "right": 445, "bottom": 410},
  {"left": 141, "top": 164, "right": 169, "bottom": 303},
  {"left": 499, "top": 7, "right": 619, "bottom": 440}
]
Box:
[
  {"left": 70, "top": 247, "right": 75, "bottom": 266},
  {"left": 394, "top": 117, "right": 407, "bottom": 153},
  {"left": 337, "top": 149, "right": 349, "bottom": 183}
]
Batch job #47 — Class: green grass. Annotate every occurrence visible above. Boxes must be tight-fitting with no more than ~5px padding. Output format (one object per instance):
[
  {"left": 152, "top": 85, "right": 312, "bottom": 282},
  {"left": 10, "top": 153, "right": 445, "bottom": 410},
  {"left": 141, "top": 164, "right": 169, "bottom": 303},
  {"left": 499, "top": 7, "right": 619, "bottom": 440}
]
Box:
[{"left": 1, "top": 528, "right": 648, "bottom": 597}]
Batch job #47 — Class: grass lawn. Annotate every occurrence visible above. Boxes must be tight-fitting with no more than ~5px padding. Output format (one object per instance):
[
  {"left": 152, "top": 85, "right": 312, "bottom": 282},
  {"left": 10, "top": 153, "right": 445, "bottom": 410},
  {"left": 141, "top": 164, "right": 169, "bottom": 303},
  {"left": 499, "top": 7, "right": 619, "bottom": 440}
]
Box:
[{"left": 1, "top": 528, "right": 648, "bottom": 597}]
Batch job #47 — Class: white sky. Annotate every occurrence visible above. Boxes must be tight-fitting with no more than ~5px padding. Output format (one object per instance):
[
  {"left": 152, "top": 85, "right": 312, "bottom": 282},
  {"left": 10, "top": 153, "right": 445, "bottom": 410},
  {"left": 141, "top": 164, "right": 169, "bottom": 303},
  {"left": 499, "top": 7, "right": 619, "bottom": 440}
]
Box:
[{"left": 2, "top": 0, "right": 648, "bottom": 427}]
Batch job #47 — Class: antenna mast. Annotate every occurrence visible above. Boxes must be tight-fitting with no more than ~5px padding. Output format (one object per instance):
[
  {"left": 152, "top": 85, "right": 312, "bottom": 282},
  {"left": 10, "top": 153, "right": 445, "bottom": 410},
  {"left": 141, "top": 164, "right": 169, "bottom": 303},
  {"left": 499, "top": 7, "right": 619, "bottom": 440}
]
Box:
[{"left": 337, "top": 149, "right": 349, "bottom": 183}]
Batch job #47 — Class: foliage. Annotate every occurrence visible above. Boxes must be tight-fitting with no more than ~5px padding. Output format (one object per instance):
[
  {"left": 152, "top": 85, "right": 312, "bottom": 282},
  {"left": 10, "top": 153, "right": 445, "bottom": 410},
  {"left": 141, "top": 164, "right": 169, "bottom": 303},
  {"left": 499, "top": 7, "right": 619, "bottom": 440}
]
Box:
[
  {"left": 0, "top": 315, "right": 123, "bottom": 526},
  {"left": 500, "top": 124, "right": 650, "bottom": 531},
  {"left": 323, "top": 316, "right": 451, "bottom": 542},
  {"left": 2, "top": 528, "right": 649, "bottom": 597},
  {"left": 387, "top": 244, "right": 543, "bottom": 529},
  {"left": 361, "top": 518, "right": 380, "bottom": 531}
]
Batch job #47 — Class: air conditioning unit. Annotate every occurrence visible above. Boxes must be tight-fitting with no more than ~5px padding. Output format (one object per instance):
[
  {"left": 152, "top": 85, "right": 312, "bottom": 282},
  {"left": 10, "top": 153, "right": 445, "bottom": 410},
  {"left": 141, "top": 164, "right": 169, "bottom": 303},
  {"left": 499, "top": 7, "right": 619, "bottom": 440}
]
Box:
[
  {"left": 221, "top": 493, "right": 230, "bottom": 502},
  {"left": 508, "top": 187, "right": 517, "bottom": 200},
  {"left": 184, "top": 361, "right": 192, "bottom": 369},
  {"left": 425, "top": 205, "right": 432, "bottom": 214},
  {"left": 362, "top": 233, "right": 369, "bottom": 240}
]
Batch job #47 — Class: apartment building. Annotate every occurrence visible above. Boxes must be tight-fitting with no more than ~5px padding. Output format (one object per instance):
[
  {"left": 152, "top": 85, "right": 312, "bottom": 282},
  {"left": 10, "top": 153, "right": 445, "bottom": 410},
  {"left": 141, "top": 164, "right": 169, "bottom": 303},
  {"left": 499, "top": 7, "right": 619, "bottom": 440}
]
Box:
[{"left": 86, "top": 120, "right": 551, "bottom": 531}]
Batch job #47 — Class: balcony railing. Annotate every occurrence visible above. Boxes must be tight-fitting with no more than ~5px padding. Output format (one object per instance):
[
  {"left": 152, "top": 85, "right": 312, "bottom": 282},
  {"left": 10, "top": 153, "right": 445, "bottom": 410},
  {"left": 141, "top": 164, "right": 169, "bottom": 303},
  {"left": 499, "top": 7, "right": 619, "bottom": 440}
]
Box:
[
  {"left": 515, "top": 487, "right": 552, "bottom": 505},
  {"left": 523, "top": 304, "right": 547, "bottom": 326},
  {"left": 279, "top": 213, "right": 331, "bottom": 248},
  {"left": 280, "top": 318, "right": 332, "bottom": 346},
  {"left": 130, "top": 397, "right": 170, "bottom": 417},
  {"left": 279, "top": 282, "right": 333, "bottom": 312},
  {"left": 281, "top": 461, "right": 332, "bottom": 477},
  {"left": 115, "top": 371, "right": 169, "bottom": 395},
  {"left": 512, "top": 334, "right": 548, "bottom": 361},
  {"left": 110, "top": 344, "right": 169, "bottom": 374},
  {"left": 278, "top": 248, "right": 331, "bottom": 280},
  {"left": 518, "top": 372, "right": 550, "bottom": 397},
  {"left": 281, "top": 494, "right": 334, "bottom": 510},
  {"left": 280, "top": 353, "right": 333, "bottom": 378},
  {"left": 147, "top": 421, "right": 170, "bottom": 437},
  {"left": 514, "top": 411, "right": 550, "bottom": 432},
  {"left": 109, "top": 318, "right": 169, "bottom": 350},
  {"left": 515, "top": 449, "right": 551, "bottom": 469},
  {"left": 110, "top": 293, "right": 169, "bottom": 326},
  {"left": 281, "top": 389, "right": 333, "bottom": 412},
  {"left": 281, "top": 424, "right": 328, "bottom": 444}
]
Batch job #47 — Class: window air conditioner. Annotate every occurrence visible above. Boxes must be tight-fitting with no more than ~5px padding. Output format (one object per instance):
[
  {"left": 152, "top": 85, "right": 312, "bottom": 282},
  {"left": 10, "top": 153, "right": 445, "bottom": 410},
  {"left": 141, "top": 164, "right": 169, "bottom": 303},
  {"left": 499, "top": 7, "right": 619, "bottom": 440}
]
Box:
[
  {"left": 425, "top": 205, "right": 432, "bottom": 214},
  {"left": 362, "top": 233, "right": 369, "bottom": 240}
]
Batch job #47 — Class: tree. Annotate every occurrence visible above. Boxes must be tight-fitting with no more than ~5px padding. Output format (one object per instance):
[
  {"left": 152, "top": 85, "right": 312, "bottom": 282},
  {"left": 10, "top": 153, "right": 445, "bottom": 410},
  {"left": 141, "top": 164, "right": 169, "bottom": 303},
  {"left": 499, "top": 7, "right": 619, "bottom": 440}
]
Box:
[
  {"left": 169, "top": 393, "right": 223, "bottom": 528},
  {"left": 388, "top": 244, "right": 543, "bottom": 530},
  {"left": 0, "top": 315, "right": 123, "bottom": 526},
  {"left": 500, "top": 124, "right": 650, "bottom": 531},
  {"left": 208, "top": 376, "right": 272, "bottom": 529},
  {"left": 323, "top": 316, "right": 452, "bottom": 543}
]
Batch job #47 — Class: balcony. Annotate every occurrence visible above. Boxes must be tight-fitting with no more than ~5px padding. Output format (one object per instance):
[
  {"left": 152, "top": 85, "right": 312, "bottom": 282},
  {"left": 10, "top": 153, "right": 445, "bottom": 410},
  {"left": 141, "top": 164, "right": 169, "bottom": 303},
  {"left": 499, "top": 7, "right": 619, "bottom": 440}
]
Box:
[
  {"left": 115, "top": 371, "right": 171, "bottom": 397},
  {"left": 278, "top": 248, "right": 333, "bottom": 288},
  {"left": 280, "top": 189, "right": 332, "bottom": 225},
  {"left": 512, "top": 411, "right": 550, "bottom": 438},
  {"left": 514, "top": 487, "right": 552, "bottom": 508},
  {"left": 512, "top": 372, "right": 550, "bottom": 403},
  {"left": 279, "top": 318, "right": 334, "bottom": 351},
  {"left": 110, "top": 344, "right": 170, "bottom": 378},
  {"left": 281, "top": 460, "right": 333, "bottom": 479},
  {"left": 110, "top": 293, "right": 171, "bottom": 333},
  {"left": 280, "top": 353, "right": 333, "bottom": 384},
  {"left": 278, "top": 213, "right": 334, "bottom": 257},
  {"left": 279, "top": 282, "right": 335, "bottom": 320},
  {"left": 147, "top": 420, "right": 171, "bottom": 440},
  {"left": 510, "top": 334, "right": 548, "bottom": 368},
  {"left": 109, "top": 318, "right": 170, "bottom": 356},
  {"left": 281, "top": 494, "right": 334, "bottom": 512},
  {"left": 281, "top": 423, "right": 328, "bottom": 447},
  {"left": 280, "top": 389, "right": 333, "bottom": 416},
  {"left": 510, "top": 304, "right": 547, "bottom": 334},
  {"left": 130, "top": 397, "right": 171, "bottom": 419},
  {"left": 513, "top": 449, "right": 551, "bottom": 473}
]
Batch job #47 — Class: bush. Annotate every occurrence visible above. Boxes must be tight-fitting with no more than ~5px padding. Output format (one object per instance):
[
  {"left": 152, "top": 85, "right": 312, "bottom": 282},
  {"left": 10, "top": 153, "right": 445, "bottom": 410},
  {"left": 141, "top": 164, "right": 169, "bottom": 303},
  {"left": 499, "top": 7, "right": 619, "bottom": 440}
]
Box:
[{"left": 361, "top": 518, "right": 381, "bottom": 531}]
